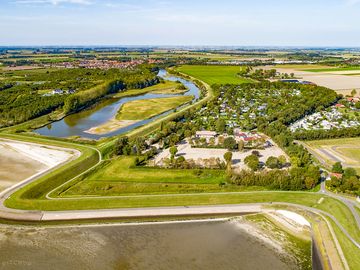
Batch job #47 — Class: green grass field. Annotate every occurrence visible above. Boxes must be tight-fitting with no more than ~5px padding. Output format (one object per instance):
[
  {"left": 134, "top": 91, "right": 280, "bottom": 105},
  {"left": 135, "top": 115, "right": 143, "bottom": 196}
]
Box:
[
  {"left": 176, "top": 65, "right": 253, "bottom": 85},
  {"left": 113, "top": 81, "right": 188, "bottom": 98},
  {"left": 116, "top": 96, "right": 193, "bottom": 120},
  {"left": 55, "top": 156, "right": 254, "bottom": 197}
]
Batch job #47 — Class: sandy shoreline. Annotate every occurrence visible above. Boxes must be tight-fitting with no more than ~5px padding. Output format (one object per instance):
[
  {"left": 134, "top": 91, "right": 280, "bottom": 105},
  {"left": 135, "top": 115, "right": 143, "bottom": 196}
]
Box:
[
  {"left": 85, "top": 119, "right": 138, "bottom": 135},
  {"left": 0, "top": 139, "right": 77, "bottom": 189}
]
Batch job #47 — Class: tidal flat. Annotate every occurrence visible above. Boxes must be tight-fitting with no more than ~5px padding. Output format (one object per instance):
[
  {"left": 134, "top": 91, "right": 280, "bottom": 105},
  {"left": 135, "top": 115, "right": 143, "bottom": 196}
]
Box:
[{"left": 0, "top": 217, "right": 310, "bottom": 270}]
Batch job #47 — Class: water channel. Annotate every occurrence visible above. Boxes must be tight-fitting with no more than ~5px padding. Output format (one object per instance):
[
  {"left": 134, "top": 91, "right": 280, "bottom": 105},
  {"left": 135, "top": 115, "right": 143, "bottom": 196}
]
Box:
[{"left": 35, "top": 70, "right": 200, "bottom": 139}]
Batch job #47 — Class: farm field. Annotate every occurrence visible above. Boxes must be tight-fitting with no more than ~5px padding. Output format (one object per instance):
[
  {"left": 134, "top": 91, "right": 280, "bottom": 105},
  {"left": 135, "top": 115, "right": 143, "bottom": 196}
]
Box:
[
  {"left": 176, "top": 65, "right": 253, "bottom": 85},
  {"left": 302, "top": 66, "right": 360, "bottom": 73},
  {"left": 274, "top": 64, "right": 334, "bottom": 70},
  {"left": 303, "top": 138, "right": 360, "bottom": 172},
  {"left": 116, "top": 96, "right": 193, "bottom": 121},
  {"left": 265, "top": 65, "right": 360, "bottom": 95}
]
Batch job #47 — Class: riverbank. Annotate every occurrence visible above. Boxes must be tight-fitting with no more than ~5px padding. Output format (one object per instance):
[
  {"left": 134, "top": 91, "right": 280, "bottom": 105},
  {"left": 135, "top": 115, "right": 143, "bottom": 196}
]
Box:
[
  {"left": 85, "top": 119, "right": 138, "bottom": 135},
  {"left": 32, "top": 70, "right": 200, "bottom": 139}
]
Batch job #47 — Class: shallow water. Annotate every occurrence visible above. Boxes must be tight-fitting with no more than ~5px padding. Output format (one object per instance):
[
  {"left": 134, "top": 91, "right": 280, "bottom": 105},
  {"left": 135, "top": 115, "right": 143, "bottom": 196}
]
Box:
[
  {"left": 34, "top": 70, "right": 200, "bottom": 139},
  {"left": 0, "top": 220, "right": 298, "bottom": 270}
]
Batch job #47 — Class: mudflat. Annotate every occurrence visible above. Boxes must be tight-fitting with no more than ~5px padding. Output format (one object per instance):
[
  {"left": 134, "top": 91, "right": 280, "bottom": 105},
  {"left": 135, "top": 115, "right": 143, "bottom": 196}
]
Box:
[
  {"left": 0, "top": 143, "right": 46, "bottom": 190},
  {"left": 0, "top": 219, "right": 301, "bottom": 270},
  {"left": 0, "top": 140, "right": 73, "bottom": 190}
]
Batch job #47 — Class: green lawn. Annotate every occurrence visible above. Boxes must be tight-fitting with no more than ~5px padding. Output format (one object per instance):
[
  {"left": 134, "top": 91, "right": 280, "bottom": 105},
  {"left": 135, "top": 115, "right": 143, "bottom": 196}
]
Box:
[
  {"left": 116, "top": 96, "right": 193, "bottom": 120},
  {"left": 329, "top": 218, "right": 360, "bottom": 270},
  {"left": 176, "top": 65, "right": 253, "bottom": 85},
  {"left": 55, "top": 156, "right": 257, "bottom": 197},
  {"left": 86, "top": 157, "right": 225, "bottom": 183}
]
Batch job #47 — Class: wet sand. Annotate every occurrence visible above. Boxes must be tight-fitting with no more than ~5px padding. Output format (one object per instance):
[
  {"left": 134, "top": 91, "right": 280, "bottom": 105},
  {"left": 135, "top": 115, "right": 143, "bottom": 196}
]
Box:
[
  {"left": 85, "top": 119, "right": 138, "bottom": 135},
  {"left": 0, "top": 220, "right": 300, "bottom": 270},
  {"left": 0, "top": 140, "right": 75, "bottom": 190},
  {"left": 0, "top": 143, "right": 47, "bottom": 190}
]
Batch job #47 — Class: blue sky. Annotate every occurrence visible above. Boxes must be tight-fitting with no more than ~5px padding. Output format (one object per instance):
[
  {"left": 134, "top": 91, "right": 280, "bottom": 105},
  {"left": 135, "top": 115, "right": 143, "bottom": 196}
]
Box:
[{"left": 1, "top": 0, "right": 360, "bottom": 46}]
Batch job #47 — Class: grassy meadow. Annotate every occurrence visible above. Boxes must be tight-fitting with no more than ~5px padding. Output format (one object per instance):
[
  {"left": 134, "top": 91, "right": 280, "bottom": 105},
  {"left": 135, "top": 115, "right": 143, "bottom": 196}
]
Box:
[
  {"left": 116, "top": 96, "right": 193, "bottom": 121},
  {"left": 113, "top": 81, "right": 188, "bottom": 98},
  {"left": 176, "top": 65, "right": 253, "bottom": 85}
]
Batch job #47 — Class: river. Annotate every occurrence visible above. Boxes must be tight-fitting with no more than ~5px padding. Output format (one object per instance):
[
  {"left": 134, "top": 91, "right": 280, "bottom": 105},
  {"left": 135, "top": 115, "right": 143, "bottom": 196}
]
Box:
[
  {"left": 0, "top": 219, "right": 304, "bottom": 270},
  {"left": 35, "top": 70, "right": 200, "bottom": 140}
]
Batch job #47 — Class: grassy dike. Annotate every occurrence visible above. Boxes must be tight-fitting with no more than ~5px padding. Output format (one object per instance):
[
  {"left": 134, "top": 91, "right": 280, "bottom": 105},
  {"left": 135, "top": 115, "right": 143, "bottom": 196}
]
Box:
[{"left": 0, "top": 133, "right": 100, "bottom": 202}]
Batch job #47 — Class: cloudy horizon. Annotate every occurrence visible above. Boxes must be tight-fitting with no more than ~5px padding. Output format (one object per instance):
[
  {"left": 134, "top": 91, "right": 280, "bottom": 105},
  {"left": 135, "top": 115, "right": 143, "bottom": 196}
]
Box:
[{"left": 1, "top": 0, "right": 360, "bottom": 46}]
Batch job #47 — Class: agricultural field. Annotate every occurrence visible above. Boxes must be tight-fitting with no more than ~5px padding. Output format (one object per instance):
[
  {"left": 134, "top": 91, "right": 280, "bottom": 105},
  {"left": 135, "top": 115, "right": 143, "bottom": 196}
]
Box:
[
  {"left": 176, "top": 65, "right": 253, "bottom": 85},
  {"left": 302, "top": 66, "right": 360, "bottom": 73},
  {"left": 267, "top": 64, "right": 360, "bottom": 95},
  {"left": 303, "top": 138, "right": 360, "bottom": 172},
  {"left": 116, "top": 96, "right": 193, "bottom": 121}
]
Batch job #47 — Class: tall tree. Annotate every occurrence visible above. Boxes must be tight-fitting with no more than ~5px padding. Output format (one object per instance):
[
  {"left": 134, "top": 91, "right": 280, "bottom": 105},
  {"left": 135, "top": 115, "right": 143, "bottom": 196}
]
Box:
[{"left": 169, "top": 146, "right": 178, "bottom": 161}]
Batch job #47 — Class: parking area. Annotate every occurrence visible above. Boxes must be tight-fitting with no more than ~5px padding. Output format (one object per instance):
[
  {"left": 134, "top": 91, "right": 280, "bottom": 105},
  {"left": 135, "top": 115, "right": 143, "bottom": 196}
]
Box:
[{"left": 154, "top": 141, "right": 287, "bottom": 170}]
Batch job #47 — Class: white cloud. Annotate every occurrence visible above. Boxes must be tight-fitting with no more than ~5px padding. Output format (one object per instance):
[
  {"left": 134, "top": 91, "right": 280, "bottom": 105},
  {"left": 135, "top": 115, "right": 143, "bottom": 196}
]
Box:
[{"left": 15, "top": 0, "right": 93, "bottom": 5}]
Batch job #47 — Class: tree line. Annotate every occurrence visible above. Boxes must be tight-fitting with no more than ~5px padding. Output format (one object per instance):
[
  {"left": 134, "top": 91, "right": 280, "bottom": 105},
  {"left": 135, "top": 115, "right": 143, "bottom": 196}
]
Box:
[{"left": 0, "top": 66, "right": 159, "bottom": 127}]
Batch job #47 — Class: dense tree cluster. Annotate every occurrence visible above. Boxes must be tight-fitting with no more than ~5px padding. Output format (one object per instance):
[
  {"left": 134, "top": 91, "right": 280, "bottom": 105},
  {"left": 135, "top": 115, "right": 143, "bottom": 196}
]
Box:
[
  {"left": 0, "top": 82, "right": 66, "bottom": 127},
  {"left": 293, "top": 126, "right": 360, "bottom": 141},
  {"left": 327, "top": 163, "right": 360, "bottom": 196},
  {"left": 0, "top": 66, "right": 158, "bottom": 127},
  {"left": 191, "top": 81, "right": 338, "bottom": 133},
  {"left": 231, "top": 165, "right": 320, "bottom": 190}
]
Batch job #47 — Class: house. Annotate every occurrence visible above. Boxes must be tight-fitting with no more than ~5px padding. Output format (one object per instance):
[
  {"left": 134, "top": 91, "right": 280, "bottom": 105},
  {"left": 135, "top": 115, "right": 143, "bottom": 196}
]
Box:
[
  {"left": 347, "top": 97, "right": 360, "bottom": 103},
  {"left": 329, "top": 173, "right": 343, "bottom": 179},
  {"left": 335, "top": 104, "right": 345, "bottom": 108}
]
